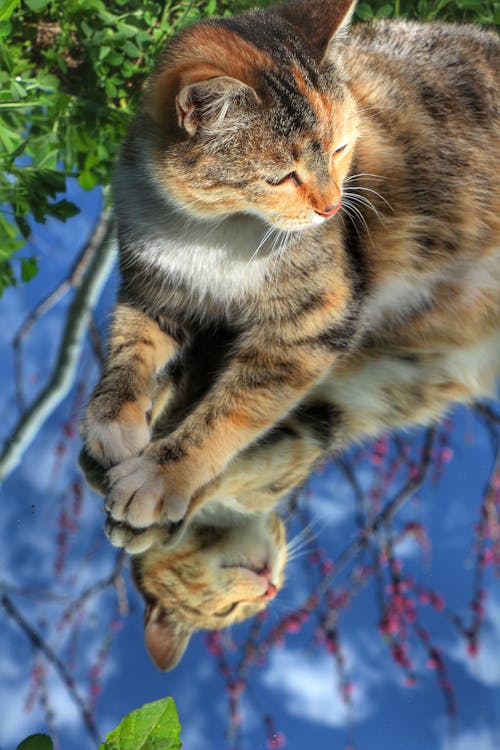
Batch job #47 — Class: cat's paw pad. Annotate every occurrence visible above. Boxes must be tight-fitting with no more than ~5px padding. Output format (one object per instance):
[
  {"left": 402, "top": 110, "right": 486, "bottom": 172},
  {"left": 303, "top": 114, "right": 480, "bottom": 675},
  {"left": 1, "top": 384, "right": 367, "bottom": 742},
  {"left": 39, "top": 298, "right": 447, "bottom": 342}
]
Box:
[
  {"left": 104, "top": 515, "right": 186, "bottom": 553},
  {"left": 106, "top": 455, "right": 189, "bottom": 528},
  {"left": 82, "top": 398, "right": 152, "bottom": 467}
]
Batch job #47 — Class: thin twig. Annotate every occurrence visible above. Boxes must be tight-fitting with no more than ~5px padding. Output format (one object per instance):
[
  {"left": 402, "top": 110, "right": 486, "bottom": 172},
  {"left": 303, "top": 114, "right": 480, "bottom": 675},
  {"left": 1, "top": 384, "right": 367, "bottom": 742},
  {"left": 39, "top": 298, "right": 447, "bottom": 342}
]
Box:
[
  {"left": 58, "top": 549, "right": 127, "bottom": 626},
  {"left": 317, "top": 427, "right": 436, "bottom": 596},
  {"left": 1, "top": 594, "right": 100, "bottom": 744},
  {"left": 473, "top": 402, "right": 500, "bottom": 425}
]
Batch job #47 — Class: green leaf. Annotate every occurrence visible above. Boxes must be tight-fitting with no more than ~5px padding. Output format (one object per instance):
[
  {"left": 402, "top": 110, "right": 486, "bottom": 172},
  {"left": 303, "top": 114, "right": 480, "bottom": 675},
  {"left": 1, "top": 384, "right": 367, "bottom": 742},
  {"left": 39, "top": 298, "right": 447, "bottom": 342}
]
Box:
[
  {"left": 99, "top": 45, "right": 111, "bottom": 60},
  {"left": 15, "top": 213, "right": 31, "bottom": 238},
  {"left": 16, "top": 734, "right": 53, "bottom": 750},
  {"left": 36, "top": 168, "right": 66, "bottom": 194},
  {"left": 0, "top": 119, "right": 24, "bottom": 152},
  {"left": 37, "top": 73, "right": 60, "bottom": 91},
  {"left": 24, "top": 0, "right": 51, "bottom": 11},
  {"left": 107, "top": 52, "right": 124, "bottom": 66},
  {"left": 376, "top": 4, "right": 394, "bottom": 16},
  {"left": 123, "top": 41, "right": 141, "bottom": 58},
  {"left": 20, "top": 255, "right": 38, "bottom": 282},
  {"left": 0, "top": 19, "right": 12, "bottom": 36},
  {"left": 48, "top": 198, "right": 80, "bottom": 220},
  {"left": 0, "top": 0, "right": 19, "bottom": 22},
  {"left": 99, "top": 697, "right": 182, "bottom": 750},
  {"left": 78, "top": 170, "right": 98, "bottom": 190},
  {"left": 355, "top": 3, "right": 373, "bottom": 19}
]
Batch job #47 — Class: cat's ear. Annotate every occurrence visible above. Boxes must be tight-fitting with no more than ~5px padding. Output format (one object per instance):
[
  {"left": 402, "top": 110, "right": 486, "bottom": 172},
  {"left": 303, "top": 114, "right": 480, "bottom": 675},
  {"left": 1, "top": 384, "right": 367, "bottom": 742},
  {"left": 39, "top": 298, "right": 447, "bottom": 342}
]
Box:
[
  {"left": 272, "top": 0, "right": 357, "bottom": 62},
  {"left": 145, "top": 23, "right": 263, "bottom": 130},
  {"left": 144, "top": 603, "right": 192, "bottom": 671},
  {"left": 176, "top": 75, "right": 259, "bottom": 136}
]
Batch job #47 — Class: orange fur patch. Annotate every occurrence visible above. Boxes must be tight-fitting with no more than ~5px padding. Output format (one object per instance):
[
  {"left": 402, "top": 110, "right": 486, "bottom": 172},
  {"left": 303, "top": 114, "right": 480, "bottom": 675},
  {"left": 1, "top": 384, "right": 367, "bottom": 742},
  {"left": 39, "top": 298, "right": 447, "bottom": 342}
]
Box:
[{"left": 148, "top": 24, "right": 277, "bottom": 126}]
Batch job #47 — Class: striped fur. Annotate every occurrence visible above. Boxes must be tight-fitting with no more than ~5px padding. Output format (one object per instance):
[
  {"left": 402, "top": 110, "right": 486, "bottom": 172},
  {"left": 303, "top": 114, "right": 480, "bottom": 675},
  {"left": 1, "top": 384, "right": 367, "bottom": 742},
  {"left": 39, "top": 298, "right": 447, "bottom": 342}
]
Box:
[{"left": 80, "top": 0, "right": 499, "bottom": 668}]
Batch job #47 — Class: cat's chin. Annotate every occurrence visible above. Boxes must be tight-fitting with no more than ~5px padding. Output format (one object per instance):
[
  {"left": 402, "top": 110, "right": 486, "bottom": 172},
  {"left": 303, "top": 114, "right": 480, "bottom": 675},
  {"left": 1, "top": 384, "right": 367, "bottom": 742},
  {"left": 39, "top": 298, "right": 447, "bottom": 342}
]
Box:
[{"left": 268, "top": 213, "right": 333, "bottom": 232}]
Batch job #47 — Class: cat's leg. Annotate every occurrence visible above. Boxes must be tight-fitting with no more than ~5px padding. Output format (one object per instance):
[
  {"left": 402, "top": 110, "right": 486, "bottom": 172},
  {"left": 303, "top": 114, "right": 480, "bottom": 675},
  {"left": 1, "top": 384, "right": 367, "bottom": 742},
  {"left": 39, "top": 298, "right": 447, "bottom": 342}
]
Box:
[
  {"left": 81, "top": 303, "right": 179, "bottom": 467},
  {"left": 105, "top": 404, "right": 329, "bottom": 553},
  {"left": 105, "top": 338, "right": 338, "bottom": 528}
]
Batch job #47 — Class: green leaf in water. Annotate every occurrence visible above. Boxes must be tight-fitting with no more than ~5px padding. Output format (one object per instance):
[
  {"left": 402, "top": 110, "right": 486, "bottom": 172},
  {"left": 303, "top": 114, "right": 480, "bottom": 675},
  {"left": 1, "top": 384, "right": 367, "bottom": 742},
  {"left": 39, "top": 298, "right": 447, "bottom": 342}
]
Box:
[{"left": 99, "top": 697, "right": 182, "bottom": 750}]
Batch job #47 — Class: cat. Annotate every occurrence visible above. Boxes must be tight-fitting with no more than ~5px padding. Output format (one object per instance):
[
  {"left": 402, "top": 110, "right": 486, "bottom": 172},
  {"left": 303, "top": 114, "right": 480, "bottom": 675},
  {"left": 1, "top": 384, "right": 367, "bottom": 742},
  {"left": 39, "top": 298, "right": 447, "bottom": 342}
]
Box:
[{"left": 80, "top": 0, "right": 500, "bottom": 670}]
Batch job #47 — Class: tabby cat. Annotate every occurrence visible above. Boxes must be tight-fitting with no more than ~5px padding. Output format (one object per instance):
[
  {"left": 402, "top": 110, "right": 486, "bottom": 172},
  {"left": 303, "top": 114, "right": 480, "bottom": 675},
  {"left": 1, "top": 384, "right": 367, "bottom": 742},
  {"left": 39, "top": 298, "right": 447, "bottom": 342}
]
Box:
[{"left": 80, "top": 0, "right": 500, "bottom": 670}]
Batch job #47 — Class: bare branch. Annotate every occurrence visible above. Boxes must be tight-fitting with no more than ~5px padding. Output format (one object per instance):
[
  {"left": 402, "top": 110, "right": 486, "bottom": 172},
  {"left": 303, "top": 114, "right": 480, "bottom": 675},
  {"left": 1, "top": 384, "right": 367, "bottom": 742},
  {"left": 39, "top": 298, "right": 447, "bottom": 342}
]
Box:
[
  {"left": 0, "top": 212, "right": 116, "bottom": 481},
  {"left": 13, "top": 207, "right": 114, "bottom": 412}
]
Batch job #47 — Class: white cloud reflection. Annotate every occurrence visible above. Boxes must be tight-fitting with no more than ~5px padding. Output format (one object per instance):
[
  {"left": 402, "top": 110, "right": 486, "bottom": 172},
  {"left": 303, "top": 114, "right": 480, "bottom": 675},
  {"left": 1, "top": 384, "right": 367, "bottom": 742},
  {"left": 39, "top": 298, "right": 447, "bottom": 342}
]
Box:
[{"left": 262, "top": 646, "right": 375, "bottom": 728}]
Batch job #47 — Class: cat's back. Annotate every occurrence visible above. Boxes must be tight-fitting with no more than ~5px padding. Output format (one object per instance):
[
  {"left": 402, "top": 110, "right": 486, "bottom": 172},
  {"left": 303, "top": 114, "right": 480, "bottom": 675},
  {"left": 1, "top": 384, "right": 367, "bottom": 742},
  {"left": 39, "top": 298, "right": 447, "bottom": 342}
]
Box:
[
  {"left": 346, "top": 19, "right": 498, "bottom": 81},
  {"left": 337, "top": 20, "right": 499, "bottom": 352},
  {"left": 339, "top": 19, "right": 499, "bottom": 278},
  {"left": 343, "top": 20, "right": 498, "bottom": 131}
]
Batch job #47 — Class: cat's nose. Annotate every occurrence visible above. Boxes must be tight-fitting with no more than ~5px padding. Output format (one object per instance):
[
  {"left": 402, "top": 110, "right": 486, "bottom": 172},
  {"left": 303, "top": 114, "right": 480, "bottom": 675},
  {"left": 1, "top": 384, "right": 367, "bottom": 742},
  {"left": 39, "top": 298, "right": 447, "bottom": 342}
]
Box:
[
  {"left": 315, "top": 202, "right": 340, "bottom": 218},
  {"left": 263, "top": 581, "right": 278, "bottom": 600}
]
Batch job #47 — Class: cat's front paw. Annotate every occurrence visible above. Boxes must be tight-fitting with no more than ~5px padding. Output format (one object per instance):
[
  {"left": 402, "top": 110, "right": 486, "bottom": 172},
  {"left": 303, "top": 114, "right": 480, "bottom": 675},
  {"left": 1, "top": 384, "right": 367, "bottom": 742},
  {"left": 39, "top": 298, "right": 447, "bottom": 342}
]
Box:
[
  {"left": 81, "top": 396, "right": 152, "bottom": 467},
  {"left": 104, "top": 515, "right": 186, "bottom": 554},
  {"left": 105, "top": 452, "right": 192, "bottom": 528}
]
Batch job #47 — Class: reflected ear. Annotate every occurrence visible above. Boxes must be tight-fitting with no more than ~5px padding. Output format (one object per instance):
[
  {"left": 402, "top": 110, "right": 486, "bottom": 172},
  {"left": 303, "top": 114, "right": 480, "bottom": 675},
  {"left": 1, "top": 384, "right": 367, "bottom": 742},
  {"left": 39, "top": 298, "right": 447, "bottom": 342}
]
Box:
[
  {"left": 144, "top": 603, "right": 192, "bottom": 671},
  {"left": 272, "top": 0, "right": 357, "bottom": 62},
  {"left": 176, "top": 75, "right": 259, "bottom": 136}
]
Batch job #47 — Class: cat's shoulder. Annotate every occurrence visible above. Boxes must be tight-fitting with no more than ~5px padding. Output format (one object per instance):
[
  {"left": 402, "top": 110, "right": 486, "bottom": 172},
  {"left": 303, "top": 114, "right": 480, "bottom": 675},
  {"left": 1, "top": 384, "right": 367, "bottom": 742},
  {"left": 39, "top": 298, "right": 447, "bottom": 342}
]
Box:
[
  {"left": 348, "top": 17, "right": 499, "bottom": 52},
  {"left": 345, "top": 18, "right": 499, "bottom": 77}
]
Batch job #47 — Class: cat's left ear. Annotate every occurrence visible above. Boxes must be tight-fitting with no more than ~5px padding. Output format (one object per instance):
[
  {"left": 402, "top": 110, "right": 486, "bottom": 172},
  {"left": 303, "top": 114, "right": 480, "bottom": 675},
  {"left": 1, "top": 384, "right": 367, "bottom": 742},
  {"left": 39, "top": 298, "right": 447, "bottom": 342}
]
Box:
[
  {"left": 145, "top": 22, "right": 264, "bottom": 130},
  {"left": 272, "top": 0, "right": 358, "bottom": 63},
  {"left": 144, "top": 603, "right": 192, "bottom": 671},
  {"left": 176, "top": 75, "right": 259, "bottom": 136}
]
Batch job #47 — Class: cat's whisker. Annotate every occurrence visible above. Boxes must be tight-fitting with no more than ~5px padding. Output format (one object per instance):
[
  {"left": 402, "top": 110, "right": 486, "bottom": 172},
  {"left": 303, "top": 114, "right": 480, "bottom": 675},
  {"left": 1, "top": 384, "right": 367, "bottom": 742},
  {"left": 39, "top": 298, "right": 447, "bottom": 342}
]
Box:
[
  {"left": 269, "top": 228, "right": 291, "bottom": 282},
  {"left": 206, "top": 215, "right": 230, "bottom": 234},
  {"left": 277, "top": 229, "right": 294, "bottom": 281},
  {"left": 286, "top": 548, "right": 315, "bottom": 565},
  {"left": 343, "top": 190, "right": 383, "bottom": 220},
  {"left": 245, "top": 225, "right": 278, "bottom": 269},
  {"left": 286, "top": 519, "right": 319, "bottom": 556},
  {"left": 341, "top": 200, "right": 371, "bottom": 239},
  {"left": 169, "top": 196, "right": 208, "bottom": 216},
  {"left": 344, "top": 185, "right": 394, "bottom": 213},
  {"left": 344, "top": 172, "right": 388, "bottom": 184}
]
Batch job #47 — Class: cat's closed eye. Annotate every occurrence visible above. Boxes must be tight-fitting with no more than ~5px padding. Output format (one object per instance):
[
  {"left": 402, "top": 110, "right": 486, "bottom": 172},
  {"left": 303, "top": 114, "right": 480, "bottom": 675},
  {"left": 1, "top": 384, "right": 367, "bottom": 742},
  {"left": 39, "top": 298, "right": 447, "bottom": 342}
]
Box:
[
  {"left": 214, "top": 602, "right": 239, "bottom": 617},
  {"left": 265, "top": 170, "right": 301, "bottom": 187},
  {"left": 334, "top": 143, "right": 348, "bottom": 155}
]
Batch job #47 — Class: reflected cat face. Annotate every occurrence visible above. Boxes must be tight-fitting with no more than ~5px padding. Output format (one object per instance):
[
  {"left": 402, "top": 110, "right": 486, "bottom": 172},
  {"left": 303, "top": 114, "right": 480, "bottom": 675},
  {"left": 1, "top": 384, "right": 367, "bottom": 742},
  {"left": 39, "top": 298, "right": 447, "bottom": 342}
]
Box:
[{"left": 131, "top": 513, "right": 287, "bottom": 670}]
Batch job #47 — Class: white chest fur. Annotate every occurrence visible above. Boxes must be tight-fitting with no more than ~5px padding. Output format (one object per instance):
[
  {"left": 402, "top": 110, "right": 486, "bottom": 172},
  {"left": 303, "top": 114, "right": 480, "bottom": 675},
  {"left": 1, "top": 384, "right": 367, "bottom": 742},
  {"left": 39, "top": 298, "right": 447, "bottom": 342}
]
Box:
[{"left": 114, "top": 160, "right": 277, "bottom": 315}]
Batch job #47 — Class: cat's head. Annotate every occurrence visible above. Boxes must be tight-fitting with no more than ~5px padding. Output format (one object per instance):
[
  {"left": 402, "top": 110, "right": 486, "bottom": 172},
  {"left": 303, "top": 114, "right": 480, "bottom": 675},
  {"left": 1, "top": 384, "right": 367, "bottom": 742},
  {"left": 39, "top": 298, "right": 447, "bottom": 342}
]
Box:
[
  {"left": 140, "top": 0, "right": 359, "bottom": 231},
  {"left": 131, "top": 512, "right": 287, "bottom": 670}
]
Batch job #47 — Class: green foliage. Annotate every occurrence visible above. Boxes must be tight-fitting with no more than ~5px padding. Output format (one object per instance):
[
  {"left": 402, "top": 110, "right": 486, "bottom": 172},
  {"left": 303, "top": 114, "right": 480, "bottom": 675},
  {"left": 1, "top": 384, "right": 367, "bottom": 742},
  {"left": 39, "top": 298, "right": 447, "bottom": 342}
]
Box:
[
  {"left": 0, "top": 0, "right": 495, "bottom": 295},
  {"left": 353, "top": 0, "right": 497, "bottom": 22},
  {"left": 16, "top": 735, "right": 53, "bottom": 750},
  {"left": 99, "top": 697, "right": 182, "bottom": 750},
  {"left": 15, "top": 697, "right": 182, "bottom": 750},
  {"left": 0, "top": 0, "right": 270, "bottom": 295}
]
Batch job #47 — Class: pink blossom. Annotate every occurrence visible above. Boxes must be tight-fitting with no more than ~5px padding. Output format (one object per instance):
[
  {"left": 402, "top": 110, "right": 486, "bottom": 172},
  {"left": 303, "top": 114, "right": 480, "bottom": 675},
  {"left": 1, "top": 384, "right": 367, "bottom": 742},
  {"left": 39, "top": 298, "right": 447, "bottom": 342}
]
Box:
[{"left": 267, "top": 732, "right": 286, "bottom": 748}]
